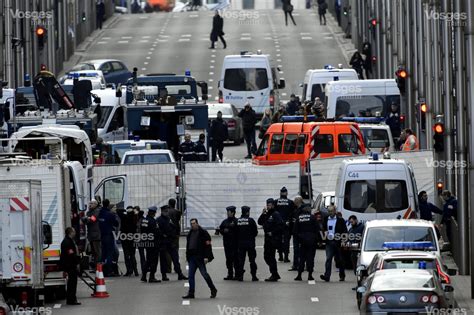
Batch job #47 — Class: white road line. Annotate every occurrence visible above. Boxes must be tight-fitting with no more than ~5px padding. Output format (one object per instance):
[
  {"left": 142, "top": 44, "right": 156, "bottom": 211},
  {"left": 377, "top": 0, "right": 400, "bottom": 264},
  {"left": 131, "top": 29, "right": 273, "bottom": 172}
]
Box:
[
  {"left": 184, "top": 282, "right": 189, "bottom": 287},
  {"left": 182, "top": 300, "right": 190, "bottom": 306},
  {"left": 276, "top": 54, "right": 281, "bottom": 57},
  {"left": 141, "top": 68, "right": 147, "bottom": 71},
  {"left": 190, "top": 14, "right": 199, "bottom": 18},
  {"left": 264, "top": 37, "right": 272, "bottom": 40},
  {"left": 311, "top": 297, "right": 319, "bottom": 302},
  {"left": 301, "top": 37, "right": 313, "bottom": 40},
  {"left": 97, "top": 41, "right": 107, "bottom": 44},
  {"left": 208, "top": 87, "right": 213, "bottom": 90},
  {"left": 240, "top": 37, "right": 251, "bottom": 41},
  {"left": 211, "top": 54, "right": 216, "bottom": 58},
  {"left": 146, "top": 56, "right": 151, "bottom": 59},
  {"left": 140, "top": 40, "right": 149, "bottom": 43},
  {"left": 157, "top": 39, "right": 168, "bottom": 42},
  {"left": 209, "top": 79, "right": 214, "bottom": 82},
  {"left": 279, "top": 71, "right": 284, "bottom": 74},
  {"left": 181, "top": 34, "right": 192, "bottom": 37},
  {"left": 210, "top": 60, "right": 215, "bottom": 63},
  {"left": 300, "top": 32, "right": 311, "bottom": 35},
  {"left": 118, "top": 40, "right": 129, "bottom": 44},
  {"left": 214, "top": 96, "right": 219, "bottom": 100},
  {"left": 275, "top": 45, "right": 280, "bottom": 48},
  {"left": 241, "top": 33, "right": 251, "bottom": 36},
  {"left": 101, "top": 36, "right": 111, "bottom": 40},
  {"left": 282, "top": 93, "right": 287, "bottom": 96},
  {"left": 276, "top": 49, "right": 281, "bottom": 52},
  {"left": 160, "top": 35, "right": 170, "bottom": 38},
  {"left": 144, "top": 62, "right": 149, "bottom": 65},
  {"left": 308, "top": 280, "right": 316, "bottom": 285},
  {"left": 150, "top": 48, "right": 155, "bottom": 51},
  {"left": 142, "top": 35, "right": 151, "bottom": 38},
  {"left": 209, "top": 72, "right": 214, "bottom": 75},
  {"left": 178, "top": 38, "right": 190, "bottom": 42},
  {"left": 324, "top": 36, "right": 333, "bottom": 39},
  {"left": 121, "top": 36, "right": 132, "bottom": 39},
  {"left": 278, "top": 65, "right": 283, "bottom": 68},
  {"left": 277, "top": 59, "right": 282, "bottom": 62},
  {"left": 148, "top": 51, "right": 153, "bottom": 54},
  {"left": 210, "top": 65, "right": 215, "bottom": 69}
]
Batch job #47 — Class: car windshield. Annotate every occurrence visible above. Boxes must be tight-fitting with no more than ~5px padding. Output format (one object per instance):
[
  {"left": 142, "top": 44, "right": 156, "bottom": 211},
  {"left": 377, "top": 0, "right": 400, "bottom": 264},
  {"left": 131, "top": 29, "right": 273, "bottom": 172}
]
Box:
[
  {"left": 364, "top": 227, "right": 437, "bottom": 251},
  {"left": 371, "top": 273, "right": 435, "bottom": 290},
  {"left": 123, "top": 154, "right": 172, "bottom": 164},
  {"left": 208, "top": 106, "right": 233, "bottom": 116},
  {"left": 71, "top": 63, "right": 95, "bottom": 71},
  {"left": 224, "top": 68, "right": 269, "bottom": 91},
  {"left": 383, "top": 259, "right": 436, "bottom": 270},
  {"left": 335, "top": 95, "right": 400, "bottom": 118},
  {"left": 361, "top": 128, "right": 390, "bottom": 149},
  {"left": 97, "top": 106, "right": 113, "bottom": 128}
]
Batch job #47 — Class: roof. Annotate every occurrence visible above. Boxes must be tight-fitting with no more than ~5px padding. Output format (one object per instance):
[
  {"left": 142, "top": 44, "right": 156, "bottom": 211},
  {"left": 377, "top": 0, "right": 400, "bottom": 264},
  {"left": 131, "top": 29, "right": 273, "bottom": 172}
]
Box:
[
  {"left": 81, "top": 59, "right": 122, "bottom": 67},
  {"left": 267, "top": 121, "right": 359, "bottom": 133},
  {"left": 122, "top": 149, "right": 173, "bottom": 155},
  {"left": 373, "top": 268, "right": 434, "bottom": 277},
  {"left": 357, "top": 124, "right": 390, "bottom": 130},
  {"left": 378, "top": 251, "right": 438, "bottom": 260},
  {"left": 365, "top": 219, "right": 435, "bottom": 229},
  {"left": 105, "top": 140, "right": 165, "bottom": 146},
  {"left": 306, "top": 68, "right": 356, "bottom": 74},
  {"left": 325, "top": 79, "right": 396, "bottom": 86},
  {"left": 126, "top": 75, "right": 196, "bottom": 85},
  {"left": 341, "top": 157, "right": 409, "bottom": 165}
]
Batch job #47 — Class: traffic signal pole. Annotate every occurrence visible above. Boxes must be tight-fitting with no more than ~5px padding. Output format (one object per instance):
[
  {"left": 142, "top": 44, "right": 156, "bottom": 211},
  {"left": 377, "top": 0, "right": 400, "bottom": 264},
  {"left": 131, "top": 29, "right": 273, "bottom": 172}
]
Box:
[{"left": 5, "top": 0, "right": 14, "bottom": 85}]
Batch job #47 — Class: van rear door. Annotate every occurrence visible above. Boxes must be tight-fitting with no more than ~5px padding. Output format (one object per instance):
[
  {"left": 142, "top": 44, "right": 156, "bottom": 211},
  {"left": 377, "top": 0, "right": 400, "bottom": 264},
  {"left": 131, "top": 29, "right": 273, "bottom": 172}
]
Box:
[
  {"left": 342, "top": 164, "right": 377, "bottom": 219},
  {"left": 375, "top": 163, "right": 410, "bottom": 219}
]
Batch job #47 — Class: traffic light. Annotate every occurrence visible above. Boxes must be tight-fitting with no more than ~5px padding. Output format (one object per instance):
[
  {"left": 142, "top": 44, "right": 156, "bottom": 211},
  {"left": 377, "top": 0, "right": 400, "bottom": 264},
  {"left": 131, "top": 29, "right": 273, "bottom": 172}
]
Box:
[
  {"left": 36, "top": 26, "right": 46, "bottom": 49},
  {"left": 417, "top": 101, "right": 428, "bottom": 130},
  {"left": 436, "top": 180, "right": 444, "bottom": 195},
  {"left": 433, "top": 115, "right": 445, "bottom": 152},
  {"left": 82, "top": 12, "right": 86, "bottom": 22},
  {"left": 370, "top": 18, "right": 377, "bottom": 28},
  {"left": 395, "top": 67, "right": 407, "bottom": 95}
]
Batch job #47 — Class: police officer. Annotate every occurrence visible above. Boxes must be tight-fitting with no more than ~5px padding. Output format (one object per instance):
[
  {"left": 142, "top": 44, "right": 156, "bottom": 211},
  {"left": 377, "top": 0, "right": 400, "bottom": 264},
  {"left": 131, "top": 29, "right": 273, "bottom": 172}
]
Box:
[
  {"left": 60, "top": 227, "right": 81, "bottom": 305},
  {"left": 178, "top": 133, "right": 196, "bottom": 161},
  {"left": 194, "top": 133, "right": 208, "bottom": 161},
  {"left": 235, "top": 206, "right": 259, "bottom": 282},
  {"left": 293, "top": 205, "right": 321, "bottom": 281},
  {"left": 258, "top": 198, "right": 285, "bottom": 282},
  {"left": 157, "top": 205, "right": 188, "bottom": 281},
  {"left": 140, "top": 206, "right": 161, "bottom": 283},
  {"left": 218, "top": 206, "right": 239, "bottom": 280},
  {"left": 441, "top": 190, "right": 458, "bottom": 243},
  {"left": 275, "top": 187, "right": 294, "bottom": 262},
  {"left": 347, "top": 215, "right": 364, "bottom": 273},
  {"left": 289, "top": 196, "right": 304, "bottom": 271}
]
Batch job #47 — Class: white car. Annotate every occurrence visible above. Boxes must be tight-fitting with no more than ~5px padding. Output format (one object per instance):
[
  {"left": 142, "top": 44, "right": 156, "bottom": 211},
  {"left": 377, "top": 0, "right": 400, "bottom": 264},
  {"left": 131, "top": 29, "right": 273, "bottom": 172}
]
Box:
[
  {"left": 358, "top": 123, "right": 395, "bottom": 152},
  {"left": 59, "top": 70, "right": 106, "bottom": 90},
  {"left": 121, "top": 149, "right": 175, "bottom": 164}
]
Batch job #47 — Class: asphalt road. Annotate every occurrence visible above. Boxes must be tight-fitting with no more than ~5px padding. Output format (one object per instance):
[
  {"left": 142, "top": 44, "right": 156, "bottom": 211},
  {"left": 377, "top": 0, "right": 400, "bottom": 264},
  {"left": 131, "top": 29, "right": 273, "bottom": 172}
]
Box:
[
  {"left": 49, "top": 235, "right": 359, "bottom": 315},
  {"left": 79, "top": 9, "right": 347, "bottom": 160}
]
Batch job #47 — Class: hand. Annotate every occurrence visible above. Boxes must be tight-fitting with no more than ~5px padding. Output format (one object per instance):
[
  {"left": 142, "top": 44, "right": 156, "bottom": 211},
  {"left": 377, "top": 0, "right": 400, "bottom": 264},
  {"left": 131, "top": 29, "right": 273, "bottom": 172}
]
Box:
[{"left": 204, "top": 258, "right": 209, "bottom": 264}]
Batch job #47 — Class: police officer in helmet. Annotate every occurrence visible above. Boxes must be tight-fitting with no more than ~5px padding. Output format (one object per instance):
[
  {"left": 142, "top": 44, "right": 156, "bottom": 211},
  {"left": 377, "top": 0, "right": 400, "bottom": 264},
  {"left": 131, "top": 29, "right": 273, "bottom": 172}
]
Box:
[
  {"left": 235, "top": 206, "right": 259, "bottom": 282},
  {"left": 218, "top": 206, "right": 239, "bottom": 280}
]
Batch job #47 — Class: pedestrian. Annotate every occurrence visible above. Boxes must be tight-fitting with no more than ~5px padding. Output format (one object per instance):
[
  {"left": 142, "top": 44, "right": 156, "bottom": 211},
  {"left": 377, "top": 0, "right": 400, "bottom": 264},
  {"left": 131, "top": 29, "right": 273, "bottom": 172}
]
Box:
[
  {"left": 235, "top": 206, "right": 259, "bottom": 282},
  {"left": 210, "top": 111, "right": 229, "bottom": 162},
  {"left": 82, "top": 199, "right": 101, "bottom": 271},
  {"left": 157, "top": 205, "right": 188, "bottom": 281},
  {"left": 258, "top": 198, "right": 285, "bottom": 281},
  {"left": 275, "top": 187, "right": 294, "bottom": 263},
  {"left": 347, "top": 215, "right": 364, "bottom": 273},
  {"left": 93, "top": 137, "right": 105, "bottom": 157},
  {"left": 238, "top": 103, "right": 257, "bottom": 159},
  {"left": 60, "top": 227, "right": 81, "bottom": 305},
  {"left": 194, "top": 133, "right": 208, "bottom": 161},
  {"left": 286, "top": 94, "right": 299, "bottom": 116},
  {"left": 94, "top": 151, "right": 107, "bottom": 165},
  {"left": 259, "top": 108, "right": 272, "bottom": 140},
  {"left": 361, "top": 42, "right": 372, "bottom": 78},
  {"left": 282, "top": 0, "right": 297, "bottom": 26},
  {"left": 218, "top": 206, "right": 239, "bottom": 280},
  {"left": 293, "top": 205, "right": 320, "bottom": 281},
  {"left": 210, "top": 11, "right": 227, "bottom": 49},
  {"left": 311, "top": 97, "right": 325, "bottom": 118},
  {"left": 167, "top": 198, "right": 182, "bottom": 249},
  {"left": 272, "top": 105, "right": 287, "bottom": 123},
  {"left": 349, "top": 51, "right": 365, "bottom": 79},
  {"left": 183, "top": 218, "right": 217, "bottom": 299},
  {"left": 289, "top": 196, "right": 305, "bottom": 271},
  {"left": 418, "top": 191, "right": 443, "bottom": 221},
  {"left": 140, "top": 206, "right": 161, "bottom": 283},
  {"left": 400, "top": 128, "right": 419, "bottom": 151},
  {"left": 320, "top": 205, "right": 347, "bottom": 282},
  {"left": 317, "top": 0, "right": 327, "bottom": 25},
  {"left": 335, "top": 0, "right": 342, "bottom": 26},
  {"left": 98, "top": 199, "right": 119, "bottom": 277},
  {"left": 117, "top": 206, "right": 139, "bottom": 276},
  {"left": 178, "top": 133, "right": 196, "bottom": 161},
  {"left": 385, "top": 102, "right": 402, "bottom": 142},
  {"left": 440, "top": 190, "right": 458, "bottom": 243},
  {"left": 135, "top": 206, "right": 148, "bottom": 277},
  {"left": 96, "top": 0, "right": 105, "bottom": 30}
]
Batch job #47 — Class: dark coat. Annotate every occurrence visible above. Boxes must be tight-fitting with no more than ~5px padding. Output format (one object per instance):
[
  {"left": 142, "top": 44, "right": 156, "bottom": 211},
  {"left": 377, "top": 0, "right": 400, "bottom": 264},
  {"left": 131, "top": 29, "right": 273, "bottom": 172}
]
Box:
[
  {"left": 293, "top": 212, "right": 321, "bottom": 245},
  {"left": 98, "top": 207, "right": 119, "bottom": 237},
  {"left": 60, "top": 236, "right": 80, "bottom": 272},
  {"left": 282, "top": 0, "right": 293, "bottom": 12},
  {"left": 385, "top": 112, "right": 402, "bottom": 138},
  {"left": 186, "top": 227, "right": 214, "bottom": 261},
  {"left": 211, "top": 15, "right": 224, "bottom": 41},
  {"left": 178, "top": 141, "right": 196, "bottom": 161},
  {"left": 140, "top": 215, "right": 161, "bottom": 247},
  {"left": 157, "top": 215, "right": 177, "bottom": 246},
  {"left": 419, "top": 200, "right": 442, "bottom": 221},
  {"left": 118, "top": 210, "right": 138, "bottom": 234},
  {"left": 219, "top": 217, "right": 238, "bottom": 246},
  {"left": 168, "top": 207, "right": 182, "bottom": 235},
  {"left": 442, "top": 197, "right": 458, "bottom": 223},
  {"left": 210, "top": 118, "right": 229, "bottom": 143},
  {"left": 348, "top": 222, "right": 364, "bottom": 244},
  {"left": 322, "top": 215, "right": 348, "bottom": 245},
  {"left": 194, "top": 140, "right": 208, "bottom": 161},
  {"left": 83, "top": 207, "right": 101, "bottom": 241},
  {"left": 236, "top": 215, "right": 258, "bottom": 248},
  {"left": 258, "top": 209, "right": 285, "bottom": 247},
  {"left": 238, "top": 108, "right": 257, "bottom": 132},
  {"left": 274, "top": 197, "right": 295, "bottom": 222}
]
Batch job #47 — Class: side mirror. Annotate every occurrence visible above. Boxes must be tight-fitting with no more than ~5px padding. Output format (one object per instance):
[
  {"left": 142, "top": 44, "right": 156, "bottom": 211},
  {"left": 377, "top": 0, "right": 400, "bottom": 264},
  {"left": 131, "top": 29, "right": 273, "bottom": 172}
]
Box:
[
  {"left": 278, "top": 79, "right": 286, "bottom": 89},
  {"left": 447, "top": 268, "right": 457, "bottom": 276},
  {"left": 42, "top": 222, "right": 52, "bottom": 245},
  {"left": 443, "top": 285, "right": 454, "bottom": 293},
  {"left": 299, "top": 83, "right": 304, "bottom": 88},
  {"left": 356, "top": 265, "right": 367, "bottom": 276},
  {"left": 356, "top": 286, "right": 367, "bottom": 294}
]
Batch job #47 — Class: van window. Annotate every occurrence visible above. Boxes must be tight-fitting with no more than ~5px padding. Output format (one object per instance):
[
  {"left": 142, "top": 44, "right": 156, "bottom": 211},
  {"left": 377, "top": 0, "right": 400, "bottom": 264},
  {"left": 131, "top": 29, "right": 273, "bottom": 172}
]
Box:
[
  {"left": 224, "top": 68, "right": 269, "bottom": 91},
  {"left": 338, "top": 134, "right": 358, "bottom": 154},
  {"left": 283, "top": 134, "right": 298, "bottom": 154},
  {"left": 302, "top": 84, "right": 308, "bottom": 101},
  {"left": 344, "top": 180, "right": 408, "bottom": 213},
  {"left": 335, "top": 95, "right": 400, "bottom": 118},
  {"left": 296, "top": 134, "right": 307, "bottom": 154},
  {"left": 314, "top": 134, "right": 334, "bottom": 154},
  {"left": 143, "top": 154, "right": 172, "bottom": 164},
  {"left": 364, "top": 226, "right": 436, "bottom": 251},
  {"left": 270, "top": 134, "right": 284, "bottom": 154},
  {"left": 107, "top": 106, "right": 124, "bottom": 133},
  {"left": 311, "top": 84, "right": 325, "bottom": 101},
  {"left": 361, "top": 129, "right": 390, "bottom": 149},
  {"left": 256, "top": 134, "right": 269, "bottom": 156}
]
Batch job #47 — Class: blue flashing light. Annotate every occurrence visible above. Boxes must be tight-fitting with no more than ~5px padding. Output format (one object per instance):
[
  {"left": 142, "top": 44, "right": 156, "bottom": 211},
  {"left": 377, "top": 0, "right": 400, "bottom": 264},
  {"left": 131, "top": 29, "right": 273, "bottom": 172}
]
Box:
[
  {"left": 372, "top": 152, "right": 379, "bottom": 161},
  {"left": 73, "top": 72, "right": 80, "bottom": 79},
  {"left": 418, "top": 261, "right": 427, "bottom": 269},
  {"left": 324, "top": 64, "right": 335, "bottom": 70},
  {"left": 185, "top": 69, "right": 191, "bottom": 76},
  {"left": 133, "top": 135, "right": 140, "bottom": 142},
  {"left": 382, "top": 241, "right": 435, "bottom": 251}
]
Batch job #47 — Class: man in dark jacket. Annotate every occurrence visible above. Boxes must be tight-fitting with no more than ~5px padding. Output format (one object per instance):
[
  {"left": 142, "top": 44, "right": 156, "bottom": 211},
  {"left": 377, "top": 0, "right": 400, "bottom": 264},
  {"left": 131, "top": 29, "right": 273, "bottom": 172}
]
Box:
[
  {"left": 258, "top": 198, "right": 285, "bottom": 282},
  {"left": 210, "top": 11, "right": 226, "bottom": 49},
  {"left": 320, "top": 205, "right": 348, "bottom": 282},
  {"left": 117, "top": 206, "right": 139, "bottom": 276},
  {"left": 441, "top": 190, "right": 458, "bottom": 243},
  {"left": 235, "top": 206, "right": 259, "bottom": 281},
  {"left": 289, "top": 196, "right": 304, "bottom": 271},
  {"left": 194, "top": 133, "right": 208, "bottom": 161},
  {"left": 183, "top": 218, "right": 217, "bottom": 299},
  {"left": 418, "top": 191, "right": 442, "bottom": 221},
  {"left": 140, "top": 206, "right": 161, "bottom": 283},
  {"left": 178, "top": 134, "right": 196, "bottom": 161},
  {"left": 157, "top": 205, "right": 188, "bottom": 281},
  {"left": 272, "top": 105, "right": 288, "bottom": 123},
  {"left": 96, "top": 0, "right": 105, "bottom": 30},
  {"left": 238, "top": 103, "right": 257, "bottom": 158},
  {"left": 275, "top": 187, "right": 294, "bottom": 262},
  {"left": 385, "top": 102, "right": 402, "bottom": 141},
  {"left": 293, "top": 205, "right": 321, "bottom": 281},
  {"left": 98, "top": 199, "right": 119, "bottom": 276},
  {"left": 167, "top": 198, "right": 182, "bottom": 249},
  {"left": 218, "top": 206, "right": 239, "bottom": 280},
  {"left": 60, "top": 227, "right": 81, "bottom": 305},
  {"left": 210, "top": 111, "right": 229, "bottom": 161},
  {"left": 347, "top": 215, "right": 364, "bottom": 273},
  {"left": 286, "top": 94, "right": 299, "bottom": 115},
  {"left": 82, "top": 199, "right": 101, "bottom": 270}
]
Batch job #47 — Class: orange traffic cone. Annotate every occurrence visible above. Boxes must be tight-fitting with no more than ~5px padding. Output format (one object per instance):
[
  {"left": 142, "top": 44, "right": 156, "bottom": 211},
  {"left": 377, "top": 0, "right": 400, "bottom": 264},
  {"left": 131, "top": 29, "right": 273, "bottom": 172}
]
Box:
[{"left": 91, "top": 263, "right": 110, "bottom": 298}]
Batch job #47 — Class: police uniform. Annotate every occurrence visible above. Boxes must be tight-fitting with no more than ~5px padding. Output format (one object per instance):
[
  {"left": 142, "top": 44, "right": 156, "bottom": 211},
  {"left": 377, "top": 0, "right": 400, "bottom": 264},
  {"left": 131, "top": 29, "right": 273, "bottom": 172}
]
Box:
[
  {"left": 235, "top": 206, "right": 259, "bottom": 281},
  {"left": 194, "top": 140, "right": 208, "bottom": 161},
  {"left": 60, "top": 234, "right": 80, "bottom": 305},
  {"left": 442, "top": 196, "right": 458, "bottom": 243},
  {"left": 275, "top": 187, "right": 294, "bottom": 262},
  {"left": 257, "top": 198, "right": 285, "bottom": 281},
  {"left": 293, "top": 207, "right": 321, "bottom": 280},
  {"left": 219, "top": 206, "right": 239, "bottom": 280},
  {"left": 178, "top": 140, "right": 196, "bottom": 161},
  {"left": 140, "top": 207, "right": 161, "bottom": 283}
]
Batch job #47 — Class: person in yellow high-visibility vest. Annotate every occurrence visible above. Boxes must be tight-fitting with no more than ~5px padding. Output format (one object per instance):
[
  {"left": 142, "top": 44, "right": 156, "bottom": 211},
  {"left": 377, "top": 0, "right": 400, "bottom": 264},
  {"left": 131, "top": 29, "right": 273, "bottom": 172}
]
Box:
[{"left": 400, "top": 128, "right": 420, "bottom": 151}]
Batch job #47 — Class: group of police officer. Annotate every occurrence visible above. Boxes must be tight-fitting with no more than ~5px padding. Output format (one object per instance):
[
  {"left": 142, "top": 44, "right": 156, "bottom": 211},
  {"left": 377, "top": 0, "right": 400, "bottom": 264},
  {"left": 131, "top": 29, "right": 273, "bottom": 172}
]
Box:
[{"left": 178, "top": 133, "right": 208, "bottom": 162}]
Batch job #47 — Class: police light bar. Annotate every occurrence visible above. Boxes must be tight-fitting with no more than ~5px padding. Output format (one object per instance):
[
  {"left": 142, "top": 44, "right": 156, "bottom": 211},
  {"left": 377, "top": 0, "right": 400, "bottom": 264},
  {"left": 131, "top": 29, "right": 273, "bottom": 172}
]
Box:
[
  {"left": 382, "top": 241, "right": 435, "bottom": 251},
  {"left": 67, "top": 72, "right": 100, "bottom": 79},
  {"left": 338, "top": 117, "right": 385, "bottom": 124},
  {"left": 324, "top": 65, "right": 335, "bottom": 70}
]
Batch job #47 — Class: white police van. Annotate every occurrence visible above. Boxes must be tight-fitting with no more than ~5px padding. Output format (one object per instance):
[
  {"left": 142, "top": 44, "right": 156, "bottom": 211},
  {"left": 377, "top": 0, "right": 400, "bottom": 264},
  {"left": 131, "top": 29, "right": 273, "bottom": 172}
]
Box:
[
  {"left": 218, "top": 51, "right": 285, "bottom": 116},
  {"left": 301, "top": 66, "right": 358, "bottom": 102}
]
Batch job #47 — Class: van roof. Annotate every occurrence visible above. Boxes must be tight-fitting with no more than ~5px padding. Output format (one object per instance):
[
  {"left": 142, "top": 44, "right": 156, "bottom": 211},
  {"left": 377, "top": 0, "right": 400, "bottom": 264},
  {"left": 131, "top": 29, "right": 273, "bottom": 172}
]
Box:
[
  {"left": 267, "top": 121, "right": 359, "bottom": 133},
  {"left": 365, "top": 219, "right": 435, "bottom": 228},
  {"left": 123, "top": 149, "right": 173, "bottom": 155},
  {"left": 224, "top": 54, "right": 270, "bottom": 60},
  {"left": 305, "top": 69, "right": 357, "bottom": 74},
  {"left": 325, "top": 79, "right": 396, "bottom": 86},
  {"left": 342, "top": 157, "right": 408, "bottom": 166}
]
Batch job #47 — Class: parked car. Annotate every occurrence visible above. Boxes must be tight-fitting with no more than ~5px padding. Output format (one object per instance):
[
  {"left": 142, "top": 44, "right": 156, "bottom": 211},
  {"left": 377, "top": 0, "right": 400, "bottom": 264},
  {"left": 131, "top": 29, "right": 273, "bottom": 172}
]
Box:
[
  {"left": 358, "top": 123, "right": 395, "bottom": 153},
  {"left": 70, "top": 59, "right": 131, "bottom": 85},
  {"left": 59, "top": 70, "right": 106, "bottom": 90},
  {"left": 357, "top": 269, "right": 452, "bottom": 314},
  {"left": 356, "top": 251, "right": 456, "bottom": 308},
  {"left": 208, "top": 103, "right": 244, "bottom": 145},
  {"left": 103, "top": 140, "right": 168, "bottom": 164},
  {"left": 121, "top": 149, "right": 175, "bottom": 164}
]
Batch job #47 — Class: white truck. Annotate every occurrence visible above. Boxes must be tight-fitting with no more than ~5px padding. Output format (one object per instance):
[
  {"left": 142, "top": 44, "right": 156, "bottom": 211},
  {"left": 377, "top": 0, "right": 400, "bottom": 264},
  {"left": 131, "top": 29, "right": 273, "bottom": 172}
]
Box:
[{"left": 0, "top": 180, "right": 50, "bottom": 307}]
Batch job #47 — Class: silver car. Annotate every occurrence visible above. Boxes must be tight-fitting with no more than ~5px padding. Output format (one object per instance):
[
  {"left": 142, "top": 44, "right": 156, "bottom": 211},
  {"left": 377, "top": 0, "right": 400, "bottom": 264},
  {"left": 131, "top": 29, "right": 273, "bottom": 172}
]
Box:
[{"left": 208, "top": 103, "right": 244, "bottom": 145}]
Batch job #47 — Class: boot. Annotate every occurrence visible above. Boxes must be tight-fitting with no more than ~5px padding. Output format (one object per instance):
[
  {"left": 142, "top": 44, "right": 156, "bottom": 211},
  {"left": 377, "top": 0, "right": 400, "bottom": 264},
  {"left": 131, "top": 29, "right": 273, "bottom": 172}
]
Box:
[
  {"left": 308, "top": 273, "right": 314, "bottom": 281},
  {"left": 162, "top": 274, "right": 170, "bottom": 281},
  {"left": 141, "top": 275, "right": 148, "bottom": 282},
  {"left": 133, "top": 266, "right": 139, "bottom": 277},
  {"left": 284, "top": 254, "right": 290, "bottom": 263},
  {"left": 210, "top": 288, "right": 218, "bottom": 298},
  {"left": 182, "top": 292, "right": 195, "bottom": 299},
  {"left": 294, "top": 273, "right": 302, "bottom": 281},
  {"left": 264, "top": 274, "right": 279, "bottom": 282},
  {"left": 278, "top": 253, "right": 284, "bottom": 262},
  {"left": 178, "top": 274, "right": 188, "bottom": 280},
  {"left": 224, "top": 274, "right": 234, "bottom": 281},
  {"left": 149, "top": 277, "right": 161, "bottom": 283}
]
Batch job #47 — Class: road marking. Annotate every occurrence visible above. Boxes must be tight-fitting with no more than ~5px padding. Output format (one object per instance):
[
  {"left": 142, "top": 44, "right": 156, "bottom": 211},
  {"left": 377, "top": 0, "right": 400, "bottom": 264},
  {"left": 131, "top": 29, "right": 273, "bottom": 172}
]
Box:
[
  {"left": 277, "top": 59, "right": 282, "bottom": 62},
  {"left": 178, "top": 38, "right": 190, "bottom": 42},
  {"left": 209, "top": 86, "right": 214, "bottom": 90},
  {"left": 140, "top": 40, "right": 149, "bottom": 43},
  {"left": 324, "top": 36, "right": 333, "bottom": 39},
  {"left": 121, "top": 36, "right": 132, "bottom": 39},
  {"left": 241, "top": 33, "right": 251, "bottom": 36},
  {"left": 302, "top": 37, "right": 313, "bottom": 40},
  {"left": 184, "top": 282, "right": 189, "bottom": 287},
  {"left": 181, "top": 34, "right": 192, "bottom": 37},
  {"left": 144, "top": 62, "right": 149, "bottom": 65},
  {"left": 300, "top": 32, "right": 311, "bottom": 35},
  {"left": 215, "top": 96, "right": 219, "bottom": 100},
  {"left": 308, "top": 280, "right": 316, "bottom": 285},
  {"left": 275, "top": 45, "right": 280, "bottom": 48},
  {"left": 142, "top": 35, "right": 151, "bottom": 38},
  {"left": 157, "top": 39, "right": 168, "bottom": 42},
  {"left": 240, "top": 37, "right": 251, "bottom": 41},
  {"left": 276, "top": 49, "right": 281, "bottom": 52},
  {"left": 190, "top": 14, "right": 199, "bottom": 18},
  {"left": 53, "top": 304, "right": 61, "bottom": 309},
  {"left": 279, "top": 71, "right": 284, "bottom": 74},
  {"left": 141, "top": 68, "right": 147, "bottom": 71},
  {"left": 210, "top": 60, "right": 215, "bottom": 63},
  {"left": 102, "top": 37, "right": 111, "bottom": 40},
  {"left": 209, "top": 72, "right": 214, "bottom": 75},
  {"left": 182, "top": 300, "right": 190, "bottom": 305},
  {"left": 278, "top": 65, "right": 283, "bottom": 68},
  {"left": 264, "top": 37, "right": 273, "bottom": 40},
  {"left": 150, "top": 48, "right": 155, "bottom": 51},
  {"left": 146, "top": 56, "right": 151, "bottom": 59},
  {"left": 209, "top": 79, "right": 214, "bottom": 82},
  {"left": 148, "top": 51, "right": 153, "bottom": 54},
  {"left": 276, "top": 54, "right": 281, "bottom": 57},
  {"left": 210, "top": 65, "right": 215, "bottom": 69},
  {"left": 118, "top": 40, "right": 129, "bottom": 44},
  {"left": 211, "top": 54, "right": 216, "bottom": 58},
  {"left": 311, "top": 297, "right": 319, "bottom": 302},
  {"left": 97, "top": 41, "right": 107, "bottom": 44},
  {"left": 159, "top": 34, "right": 169, "bottom": 38},
  {"left": 139, "top": 16, "right": 148, "bottom": 19},
  {"left": 282, "top": 93, "right": 287, "bottom": 96}
]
